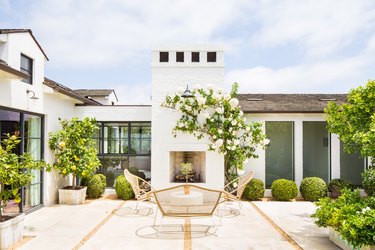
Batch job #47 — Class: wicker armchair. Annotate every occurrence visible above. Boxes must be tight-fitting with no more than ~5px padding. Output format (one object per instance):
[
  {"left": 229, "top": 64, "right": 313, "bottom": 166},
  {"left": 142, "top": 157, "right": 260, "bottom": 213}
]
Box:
[
  {"left": 123, "top": 169, "right": 155, "bottom": 214},
  {"left": 222, "top": 170, "right": 254, "bottom": 215},
  {"left": 150, "top": 184, "right": 226, "bottom": 236}
]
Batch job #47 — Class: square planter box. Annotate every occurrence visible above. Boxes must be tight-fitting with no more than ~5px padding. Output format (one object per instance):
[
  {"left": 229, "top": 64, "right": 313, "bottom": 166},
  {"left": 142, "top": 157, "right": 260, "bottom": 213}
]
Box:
[
  {"left": 329, "top": 227, "right": 375, "bottom": 250},
  {"left": 0, "top": 213, "right": 25, "bottom": 249},
  {"left": 59, "top": 186, "right": 87, "bottom": 205}
]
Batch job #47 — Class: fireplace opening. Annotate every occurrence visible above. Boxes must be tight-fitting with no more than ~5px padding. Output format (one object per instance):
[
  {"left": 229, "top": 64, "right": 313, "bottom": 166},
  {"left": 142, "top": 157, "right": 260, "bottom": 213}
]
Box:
[{"left": 170, "top": 151, "right": 206, "bottom": 183}]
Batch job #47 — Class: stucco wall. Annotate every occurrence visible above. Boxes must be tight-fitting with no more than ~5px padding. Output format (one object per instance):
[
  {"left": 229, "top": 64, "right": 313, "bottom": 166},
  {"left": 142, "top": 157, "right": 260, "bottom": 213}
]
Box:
[{"left": 151, "top": 45, "right": 225, "bottom": 189}]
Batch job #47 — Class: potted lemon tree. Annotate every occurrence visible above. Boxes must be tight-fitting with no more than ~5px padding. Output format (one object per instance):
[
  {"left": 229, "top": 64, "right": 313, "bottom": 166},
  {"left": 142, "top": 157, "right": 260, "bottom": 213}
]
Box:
[
  {"left": 0, "top": 134, "right": 47, "bottom": 249},
  {"left": 49, "top": 117, "right": 100, "bottom": 205}
]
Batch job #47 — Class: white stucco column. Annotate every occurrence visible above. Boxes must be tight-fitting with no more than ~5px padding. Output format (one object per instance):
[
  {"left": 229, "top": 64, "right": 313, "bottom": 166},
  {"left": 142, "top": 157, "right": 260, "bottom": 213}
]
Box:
[
  {"left": 294, "top": 120, "right": 303, "bottom": 186},
  {"left": 331, "top": 133, "right": 341, "bottom": 179}
]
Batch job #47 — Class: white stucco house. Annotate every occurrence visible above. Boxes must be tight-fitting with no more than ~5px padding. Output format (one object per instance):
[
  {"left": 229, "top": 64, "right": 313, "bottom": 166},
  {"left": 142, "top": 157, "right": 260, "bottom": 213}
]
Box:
[{"left": 0, "top": 29, "right": 368, "bottom": 214}]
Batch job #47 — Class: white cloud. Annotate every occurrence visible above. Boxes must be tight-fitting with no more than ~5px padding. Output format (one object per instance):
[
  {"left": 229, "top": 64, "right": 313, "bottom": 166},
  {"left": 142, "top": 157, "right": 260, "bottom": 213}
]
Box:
[
  {"left": 22, "top": 0, "right": 251, "bottom": 68},
  {"left": 252, "top": 0, "right": 375, "bottom": 58}
]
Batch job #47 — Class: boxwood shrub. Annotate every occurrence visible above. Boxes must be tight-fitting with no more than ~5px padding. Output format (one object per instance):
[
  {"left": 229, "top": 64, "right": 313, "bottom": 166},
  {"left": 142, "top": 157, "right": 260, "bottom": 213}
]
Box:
[
  {"left": 300, "top": 177, "right": 327, "bottom": 201},
  {"left": 86, "top": 174, "right": 107, "bottom": 198},
  {"left": 243, "top": 178, "right": 265, "bottom": 201},
  {"left": 362, "top": 168, "right": 375, "bottom": 196},
  {"left": 328, "top": 178, "right": 353, "bottom": 198},
  {"left": 114, "top": 175, "right": 134, "bottom": 200},
  {"left": 271, "top": 179, "right": 298, "bottom": 201}
]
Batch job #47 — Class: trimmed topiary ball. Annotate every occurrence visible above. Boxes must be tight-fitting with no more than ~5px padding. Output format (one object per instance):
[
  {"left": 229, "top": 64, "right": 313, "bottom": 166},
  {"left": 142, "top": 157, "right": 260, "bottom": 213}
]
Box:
[
  {"left": 243, "top": 178, "right": 265, "bottom": 201},
  {"left": 300, "top": 177, "right": 327, "bottom": 201},
  {"left": 271, "top": 179, "right": 298, "bottom": 201},
  {"left": 114, "top": 175, "right": 134, "bottom": 200},
  {"left": 96, "top": 173, "right": 107, "bottom": 193},
  {"left": 362, "top": 168, "right": 375, "bottom": 196},
  {"left": 87, "top": 174, "right": 106, "bottom": 198},
  {"left": 328, "top": 178, "right": 353, "bottom": 198}
]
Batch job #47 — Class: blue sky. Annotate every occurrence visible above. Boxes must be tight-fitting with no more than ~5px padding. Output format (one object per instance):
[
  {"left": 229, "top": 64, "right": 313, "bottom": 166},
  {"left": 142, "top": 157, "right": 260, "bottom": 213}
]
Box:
[{"left": 1, "top": 0, "right": 375, "bottom": 104}]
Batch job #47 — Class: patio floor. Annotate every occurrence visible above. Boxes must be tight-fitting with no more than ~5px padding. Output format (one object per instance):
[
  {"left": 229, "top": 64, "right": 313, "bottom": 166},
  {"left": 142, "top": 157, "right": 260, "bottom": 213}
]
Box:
[{"left": 15, "top": 191, "right": 337, "bottom": 250}]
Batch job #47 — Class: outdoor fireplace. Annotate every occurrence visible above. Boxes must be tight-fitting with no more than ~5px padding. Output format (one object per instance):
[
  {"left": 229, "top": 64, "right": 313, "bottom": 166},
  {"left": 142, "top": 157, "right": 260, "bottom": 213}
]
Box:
[{"left": 170, "top": 151, "right": 206, "bottom": 183}]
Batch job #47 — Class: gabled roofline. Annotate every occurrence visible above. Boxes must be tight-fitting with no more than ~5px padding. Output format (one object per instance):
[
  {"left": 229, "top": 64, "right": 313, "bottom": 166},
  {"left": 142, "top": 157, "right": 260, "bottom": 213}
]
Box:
[
  {"left": 0, "top": 29, "right": 49, "bottom": 61},
  {"left": 43, "top": 77, "right": 101, "bottom": 105}
]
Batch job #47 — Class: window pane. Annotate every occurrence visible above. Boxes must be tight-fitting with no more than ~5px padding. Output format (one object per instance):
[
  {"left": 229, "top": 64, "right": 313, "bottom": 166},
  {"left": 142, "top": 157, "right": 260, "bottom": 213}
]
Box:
[
  {"left": 141, "top": 139, "right": 151, "bottom": 154},
  {"left": 265, "top": 122, "right": 294, "bottom": 187},
  {"left": 0, "top": 110, "right": 20, "bottom": 138},
  {"left": 24, "top": 183, "right": 41, "bottom": 209},
  {"left": 24, "top": 114, "right": 41, "bottom": 138},
  {"left": 131, "top": 139, "right": 140, "bottom": 154},
  {"left": 25, "top": 138, "right": 41, "bottom": 160},
  {"left": 303, "top": 121, "right": 330, "bottom": 183},
  {"left": 129, "top": 155, "right": 151, "bottom": 180},
  {"left": 192, "top": 52, "right": 199, "bottom": 62},
  {"left": 97, "top": 156, "right": 129, "bottom": 187},
  {"left": 340, "top": 144, "right": 364, "bottom": 186}
]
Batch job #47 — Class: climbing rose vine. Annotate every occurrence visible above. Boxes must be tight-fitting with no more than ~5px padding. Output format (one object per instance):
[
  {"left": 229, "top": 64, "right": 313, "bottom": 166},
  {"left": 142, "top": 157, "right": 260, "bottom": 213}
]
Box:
[{"left": 162, "top": 83, "right": 267, "bottom": 183}]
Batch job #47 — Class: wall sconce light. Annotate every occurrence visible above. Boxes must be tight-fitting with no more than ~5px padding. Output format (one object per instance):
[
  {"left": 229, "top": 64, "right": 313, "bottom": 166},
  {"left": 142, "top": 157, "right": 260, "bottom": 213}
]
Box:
[
  {"left": 26, "top": 89, "right": 39, "bottom": 100},
  {"left": 181, "top": 84, "right": 194, "bottom": 98}
]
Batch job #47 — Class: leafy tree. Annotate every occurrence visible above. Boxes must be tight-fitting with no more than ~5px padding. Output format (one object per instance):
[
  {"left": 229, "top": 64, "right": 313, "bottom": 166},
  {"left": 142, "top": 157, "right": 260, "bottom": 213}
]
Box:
[
  {"left": 49, "top": 118, "right": 100, "bottom": 189},
  {"left": 325, "top": 80, "right": 375, "bottom": 162},
  {"left": 0, "top": 134, "right": 47, "bottom": 220},
  {"left": 163, "top": 83, "right": 267, "bottom": 183}
]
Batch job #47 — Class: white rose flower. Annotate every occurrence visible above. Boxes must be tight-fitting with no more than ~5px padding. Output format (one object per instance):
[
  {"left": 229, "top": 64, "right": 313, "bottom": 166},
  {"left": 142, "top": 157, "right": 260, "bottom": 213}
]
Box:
[
  {"left": 231, "top": 120, "right": 237, "bottom": 126},
  {"left": 232, "top": 146, "right": 236, "bottom": 150},
  {"left": 234, "top": 139, "right": 240, "bottom": 145},
  {"left": 239, "top": 110, "right": 244, "bottom": 116},
  {"left": 232, "top": 182, "right": 238, "bottom": 188},
  {"left": 244, "top": 117, "right": 247, "bottom": 122},
  {"left": 244, "top": 159, "right": 249, "bottom": 164},
  {"left": 213, "top": 135, "right": 217, "bottom": 139},
  {"left": 185, "top": 106, "right": 191, "bottom": 111},
  {"left": 215, "top": 107, "right": 224, "bottom": 114},
  {"left": 264, "top": 138, "right": 270, "bottom": 145},
  {"left": 215, "top": 139, "right": 224, "bottom": 147},
  {"left": 218, "top": 129, "right": 223, "bottom": 134},
  {"left": 211, "top": 144, "right": 217, "bottom": 150},
  {"left": 227, "top": 146, "right": 232, "bottom": 150},
  {"left": 197, "top": 96, "right": 206, "bottom": 106},
  {"left": 237, "top": 169, "right": 245, "bottom": 175},
  {"left": 246, "top": 126, "right": 250, "bottom": 132},
  {"left": 212, "top": 92, "right": 221, "bottom": 100},
  {"left": 224, "top": 94, "right": 231, "bottom": 100},
  {"left": 227, "top": 140, "right": 232, "bottom": 145},
  {"left": 232, "top": 131, "right": 236, "bottom": 136},
  {"left": 202, "top": 112, "right": 210, "bottom": 119},
  {"left": 229, "top": 98, "right": 239, "bottom": 108}
]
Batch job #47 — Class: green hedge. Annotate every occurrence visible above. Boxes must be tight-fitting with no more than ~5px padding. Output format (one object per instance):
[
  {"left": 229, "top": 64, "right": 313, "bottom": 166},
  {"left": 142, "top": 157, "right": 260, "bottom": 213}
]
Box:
[
  {"left": 328, "top": 178, "right": 353, "bottom": 198},
  {"left": 243, "top": 178, "right": 265, "bottom": 201},
  {"left": 300, "top": 177, "right": 327, "bottom": 201},
  {"left": 271, "top": 179, "right": 298, "bottom": 201},
  {"left": 362, "top": 168, "right": 375, "bottom": 196},
  {"left": 114, "top": 175, "right": 134, "bottom": 200}
]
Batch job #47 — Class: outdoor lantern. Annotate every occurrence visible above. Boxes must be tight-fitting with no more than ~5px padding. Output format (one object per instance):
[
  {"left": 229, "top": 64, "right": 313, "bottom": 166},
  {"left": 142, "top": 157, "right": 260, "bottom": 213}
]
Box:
[{"left": 181, "top": 85, "right": 194, "bottom": 98}]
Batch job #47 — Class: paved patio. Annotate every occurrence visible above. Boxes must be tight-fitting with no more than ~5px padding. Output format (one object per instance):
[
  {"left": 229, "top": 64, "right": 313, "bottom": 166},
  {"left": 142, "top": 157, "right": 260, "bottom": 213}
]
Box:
[{"left": 16, "top": 192, "right": 337, "bottom": 250}]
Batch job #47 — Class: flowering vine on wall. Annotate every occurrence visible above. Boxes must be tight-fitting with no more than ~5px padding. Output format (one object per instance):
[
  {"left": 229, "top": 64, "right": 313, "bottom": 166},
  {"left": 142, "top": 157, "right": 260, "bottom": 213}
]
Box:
[{"left": 162, "top": 82, "right": 268, "bottom": 183}]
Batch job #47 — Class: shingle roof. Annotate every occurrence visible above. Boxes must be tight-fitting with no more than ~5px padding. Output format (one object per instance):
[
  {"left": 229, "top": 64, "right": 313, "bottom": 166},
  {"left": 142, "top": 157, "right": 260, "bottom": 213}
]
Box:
[
  {"left": 237, "top": 94, "right": 347, "bottom": 113},
  {"left": 0, "top": 29, "right": 49, "bottom": 60},
  {"left": 43, "top": 78, "right": 101, "bottom": 105},
  {"left": 74, "top": 89, "right": 118, "bottom": 102}
]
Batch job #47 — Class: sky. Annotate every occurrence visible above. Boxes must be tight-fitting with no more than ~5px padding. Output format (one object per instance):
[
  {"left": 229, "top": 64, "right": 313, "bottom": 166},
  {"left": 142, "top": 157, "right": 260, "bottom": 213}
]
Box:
[{"left": 1, "top": 0, "right": 375, "bottom": 104}]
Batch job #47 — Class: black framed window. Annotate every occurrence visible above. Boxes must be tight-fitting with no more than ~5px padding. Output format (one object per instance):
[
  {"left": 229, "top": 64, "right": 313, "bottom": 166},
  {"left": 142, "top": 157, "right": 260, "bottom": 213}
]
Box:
[
  {"left": 207, "top": 52, "right": 217, "bottom": 62},
  {"left": 192, "top": 52, "right": 200, "bottom": 62},
  {"left": 96, "top": 122, "right": 151, "bottom": 185},
  {"left": 176, "top": 52, "right": 184, "bottom": 62},
  {"left": 20, "top": 54, "right": 33, "bottom": 84},
  {"left": 0, "top": 106, "right": 44, "bottom": 214},
  {"left": 159, "top": 52, "right": 169, "bottom": 62}
]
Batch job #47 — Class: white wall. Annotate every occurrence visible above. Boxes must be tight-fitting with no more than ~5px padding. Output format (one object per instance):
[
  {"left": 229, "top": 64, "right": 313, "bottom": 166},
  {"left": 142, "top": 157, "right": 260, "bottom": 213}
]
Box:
[
  {"left": 151, "top": 45, "right": 225, "bottom": 189},
  {"left": 0, "top": 32, "right": 46, "bottom": 113},
  {"left": 74, "top": 105, "right": 151, "bottom": 121},
  {"left": 244, "top": 113, "right": 340, "bottom": 193}
]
